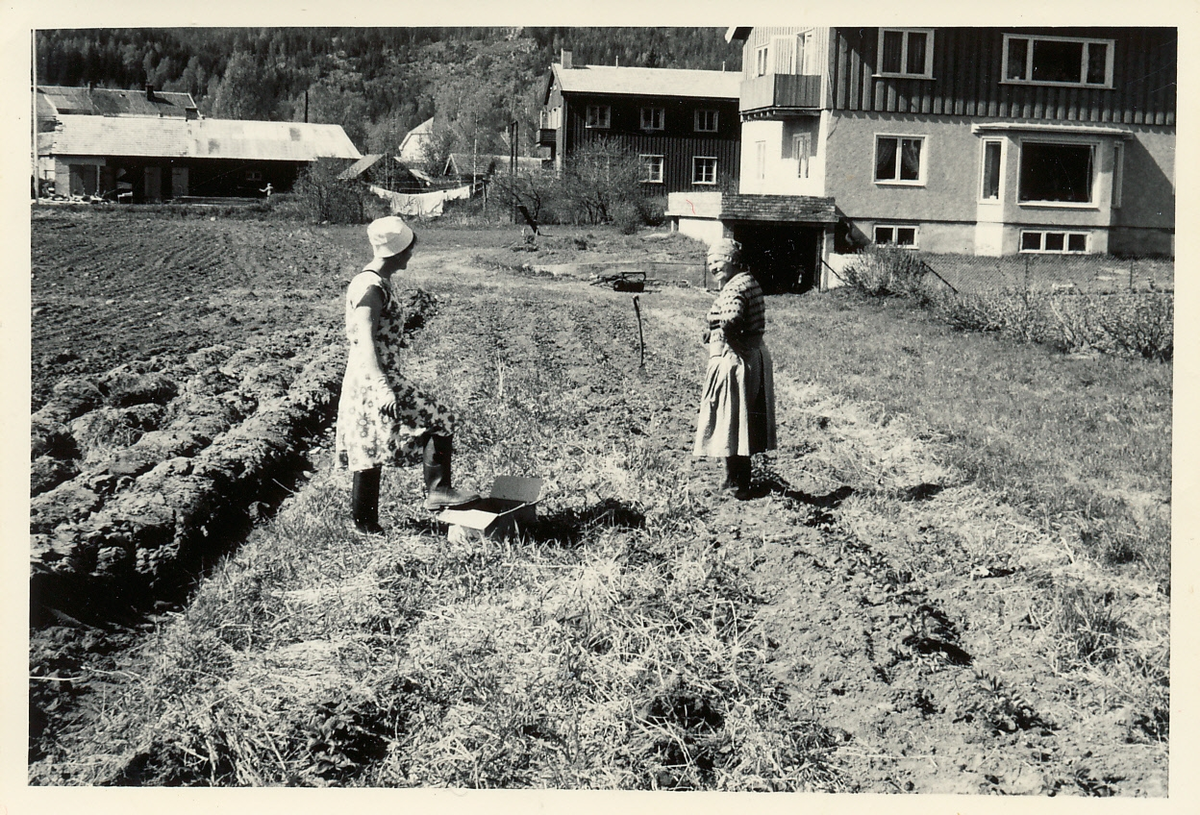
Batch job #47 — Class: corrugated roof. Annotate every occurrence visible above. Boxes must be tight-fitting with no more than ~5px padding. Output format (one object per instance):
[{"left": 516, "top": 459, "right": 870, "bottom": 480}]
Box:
[
  {"left": 37, "top": 85, "right": 197, "bottom": 117},
  {"left": 44, "top": 115, "right": 362, "bottom": 161},
  {"left": 552, "top": 65, "right": 741, "bottom": 100}
]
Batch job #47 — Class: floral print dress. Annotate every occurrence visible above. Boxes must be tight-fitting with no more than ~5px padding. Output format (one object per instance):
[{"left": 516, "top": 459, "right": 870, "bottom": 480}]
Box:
[{"left": 335, "top": 270, "right": 456, "bottom": 471}]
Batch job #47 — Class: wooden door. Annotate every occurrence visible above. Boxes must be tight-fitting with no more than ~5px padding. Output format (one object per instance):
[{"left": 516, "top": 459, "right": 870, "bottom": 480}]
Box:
[{"left": 144, "top": 166, "right": 162, "bottom": 202}]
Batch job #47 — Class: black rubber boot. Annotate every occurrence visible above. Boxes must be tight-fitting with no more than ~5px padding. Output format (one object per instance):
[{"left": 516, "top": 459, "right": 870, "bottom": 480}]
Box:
[
  {"left": 721, "top": 457, "right": 739, "bottom": 492},
  {"left": 730, "top": 455, "right": 758, "bottom": 501},
  {"left": 352, "top": 467, "right": 385, "bottom": 534},
  {"left": 422, "top": 435, "right": 479, "bottom": 511}
]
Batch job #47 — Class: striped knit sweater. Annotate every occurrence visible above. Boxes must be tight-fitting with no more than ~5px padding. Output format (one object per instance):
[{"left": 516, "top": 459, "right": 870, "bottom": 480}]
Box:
[{"left": 707, "top": 272, "right": 766, "bottom": 344}]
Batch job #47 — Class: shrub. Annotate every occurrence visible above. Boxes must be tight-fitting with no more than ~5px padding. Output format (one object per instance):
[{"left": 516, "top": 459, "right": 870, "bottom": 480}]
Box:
[
  {"left": 933, "top": 289, "right": 1173, "bottom": 361},
  {"left": 1097, "top": 292, "right": 1173, "bottom": 362},
  {"left": 841, "top": 247, "right": 928, "bottom": 297},
  {"left": 292, "top": 159, "right": 387, "bottom": 224}
]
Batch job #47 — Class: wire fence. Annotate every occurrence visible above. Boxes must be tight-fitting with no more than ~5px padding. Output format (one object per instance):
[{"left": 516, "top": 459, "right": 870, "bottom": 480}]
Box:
[{"left": 914, "top": 253, "right": 1174, "bottom": 295}]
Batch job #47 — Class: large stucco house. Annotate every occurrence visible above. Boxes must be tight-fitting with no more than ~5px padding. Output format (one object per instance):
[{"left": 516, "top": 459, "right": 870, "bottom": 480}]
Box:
[{"left": 668, "top": 27, "right": 1176, "bottom": 291}]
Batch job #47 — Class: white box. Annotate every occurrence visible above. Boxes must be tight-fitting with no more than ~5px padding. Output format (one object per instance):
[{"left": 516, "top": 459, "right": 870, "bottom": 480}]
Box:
[{"left": 439, "top": 476, "right": 543, "bottom": 541}]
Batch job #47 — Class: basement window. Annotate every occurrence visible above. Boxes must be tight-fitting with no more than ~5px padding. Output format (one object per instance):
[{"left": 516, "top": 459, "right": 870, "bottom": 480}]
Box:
[
  {"left": 1020, "top": 230, "right": 1089, "bottom": 253},
  {"left": 874, "top": 224, "right": 919, "bottom": 248}
]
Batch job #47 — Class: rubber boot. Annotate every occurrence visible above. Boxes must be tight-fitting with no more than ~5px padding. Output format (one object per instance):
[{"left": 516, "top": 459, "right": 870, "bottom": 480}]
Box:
[
  {"left": 730, "top": 455, "right": 756, "bottom": 501},
  {"left": 423, "top": 435, "right": 479, "bottom": 511},
  {"left": 352, "top": 467, "right": 385, "bottom": 534},
  {"left": 720, "top": 457, "right": 739, "bottom": 492}
]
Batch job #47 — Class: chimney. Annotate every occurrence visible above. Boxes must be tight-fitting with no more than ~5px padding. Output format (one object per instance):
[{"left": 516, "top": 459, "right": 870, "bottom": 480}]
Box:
[
  {"left": 561, "top": 49, "right": 572, "bottom": 70},
  {"left": 145, "top": 83, "right": 154, "bottom": 101}
]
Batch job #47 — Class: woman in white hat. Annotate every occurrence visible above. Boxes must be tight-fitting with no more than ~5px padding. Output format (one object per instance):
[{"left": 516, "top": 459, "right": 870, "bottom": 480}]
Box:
[
  {"left": 692, "top": 237, "right": 776, "bottom": 499},
  {"left": 335, "top": 215, "right": 477, "bottom": 533}
]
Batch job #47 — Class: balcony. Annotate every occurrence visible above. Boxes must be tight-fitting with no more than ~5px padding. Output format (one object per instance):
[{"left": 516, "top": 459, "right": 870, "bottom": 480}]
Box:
[{"left": 740, "top": 74, "right": 824, "bottom": 115}]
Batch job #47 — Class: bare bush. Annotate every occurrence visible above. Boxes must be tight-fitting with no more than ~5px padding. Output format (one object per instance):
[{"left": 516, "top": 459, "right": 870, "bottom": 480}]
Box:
[{"left": 292, "top": 159, "right": 388, "bottom": 225}]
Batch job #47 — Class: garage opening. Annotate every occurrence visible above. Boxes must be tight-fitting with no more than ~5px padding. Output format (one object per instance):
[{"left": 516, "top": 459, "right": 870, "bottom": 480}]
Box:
[{"left": 730, "top": 222, "right": 824, "bottom": 294}]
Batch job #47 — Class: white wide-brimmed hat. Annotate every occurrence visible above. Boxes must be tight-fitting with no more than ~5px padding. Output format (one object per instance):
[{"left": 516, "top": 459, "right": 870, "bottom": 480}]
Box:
[{"left": 367, "top": 216, "right": 416, "bottom": 259}]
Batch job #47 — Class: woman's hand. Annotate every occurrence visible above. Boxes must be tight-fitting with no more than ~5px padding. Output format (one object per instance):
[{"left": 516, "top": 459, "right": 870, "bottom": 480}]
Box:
[{"left": 378, "top": 386, "right": 400, "bottom": 418}]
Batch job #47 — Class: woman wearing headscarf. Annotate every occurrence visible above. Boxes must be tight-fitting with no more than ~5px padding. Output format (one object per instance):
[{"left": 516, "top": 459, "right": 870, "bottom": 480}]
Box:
[
  {"left": 335, "top": 215, "right": 477, "bottom": 534},
  {"left": 693, "top": 237, "right": 777, "bottom": 499}
]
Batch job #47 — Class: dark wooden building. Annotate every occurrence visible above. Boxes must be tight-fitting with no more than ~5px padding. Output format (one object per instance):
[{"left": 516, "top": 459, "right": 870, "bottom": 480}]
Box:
[{"left": 539, "top": 53, "right": 742, "bottom": 196}]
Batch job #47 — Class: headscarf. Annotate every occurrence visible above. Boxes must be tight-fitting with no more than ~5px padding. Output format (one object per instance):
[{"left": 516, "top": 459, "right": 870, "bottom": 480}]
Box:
[{"left": 707, "top": 238, "right": 742, "bottom": 266}]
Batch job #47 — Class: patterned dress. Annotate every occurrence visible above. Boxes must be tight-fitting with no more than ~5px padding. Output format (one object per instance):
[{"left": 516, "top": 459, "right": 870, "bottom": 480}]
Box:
[
  {"left": 693, "top": 271, "right": 777, "bottom": 458},
  {"left": 335, "top": 269, "right": 456, "bottom": 471}
]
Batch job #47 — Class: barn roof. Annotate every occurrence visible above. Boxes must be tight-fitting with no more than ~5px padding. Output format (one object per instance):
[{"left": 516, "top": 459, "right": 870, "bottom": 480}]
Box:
[
  {"left": 37, "top": 85, "right": 198, "bottom": 118},
  {"left": 550, "top": 64, "right": 741, "bottom": 100},
  {"left": 43, "top": 115, "right": 362, "bottom": 162}
]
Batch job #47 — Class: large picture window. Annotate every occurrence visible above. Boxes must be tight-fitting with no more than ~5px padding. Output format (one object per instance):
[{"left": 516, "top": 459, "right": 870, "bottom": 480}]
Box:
[
  {"left": 1003, "top": 34, "right": 1113, "bottom": 87},
  {"left": 878, "top": 28, "right": 934, "bottom": 78},
  {"left": 875, "top": 135, "right": 924, "bottom": 184},
  {"left": 1019, "top": 141, "right": 1094, "bottom": 204}
]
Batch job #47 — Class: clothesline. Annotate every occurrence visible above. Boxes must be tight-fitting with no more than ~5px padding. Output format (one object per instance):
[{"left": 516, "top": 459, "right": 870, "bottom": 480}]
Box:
[{"left": 369, "top": 183, "right": 472, "bottom": 218}]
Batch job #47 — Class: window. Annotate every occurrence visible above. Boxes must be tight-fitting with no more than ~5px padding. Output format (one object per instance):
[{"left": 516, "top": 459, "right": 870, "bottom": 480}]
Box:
[
  {"left": 585, "top": 105, "right": 611, "bottom": 128},
  {"left": 755, "top": 45, "right": 770, "bottom": 76},
  {"left": 640, "top": 154, "right": 664, "bottom": 184},
  {"left": 754, "top": 141, "right": 767, "bottom": 180},
  {"left": 1003, "top": 34, "right": 1113, "bottom": 87},
  {"left": 1020, "top": 230, "right": 1089, "bottom": 253},
  {"left": 981, "top": 140, "right": 1002, "bottom": 200},
  {"left": 874, "top": 225, "right": 919, "bottom": 248},
  {"left": 878, "top": 28, "right": 933, "bottom": 78},
  {"left": 798, "top": 29, "right": 815, "bottom": 74},
  {"left": 875, "top": 135, "right": 925, "bottom": 184},
  {"left": 640, "top": 106, "right": 664, "bottom": 131},
  {"left": 1112, "top": 143, "right": 1124, "bottom": 208},
  {"left": 1019, "top": 141, "right": 1094, "bottom": 204},
  {"left": 694, "top": 109, "right": 719, "bottom": 133},
  {"left": 793, "top": 133, "right": 811, "bottom": 179},
  {"left": 693, "top": 156, "right": 718, "bottom": 185},
  {"left": 246, "top": 169, "right": 263, "bottom": 181}
]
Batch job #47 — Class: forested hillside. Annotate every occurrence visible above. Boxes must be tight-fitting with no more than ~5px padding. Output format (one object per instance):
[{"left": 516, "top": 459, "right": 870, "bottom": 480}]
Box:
[{"left": 34, "top": 27, "right": 742, "bottom": 158}]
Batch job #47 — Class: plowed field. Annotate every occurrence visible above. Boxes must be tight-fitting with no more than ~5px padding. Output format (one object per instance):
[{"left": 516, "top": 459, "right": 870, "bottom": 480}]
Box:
[{"left": 28, "top": 206, "right": 1169, "bottom": 795}]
